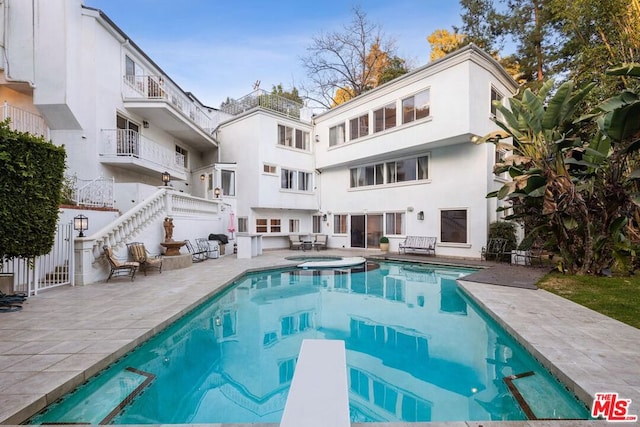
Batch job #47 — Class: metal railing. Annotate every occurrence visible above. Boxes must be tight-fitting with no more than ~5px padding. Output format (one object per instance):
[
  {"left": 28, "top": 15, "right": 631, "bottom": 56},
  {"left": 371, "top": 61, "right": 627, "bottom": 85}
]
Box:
[
  {"left": 100, "top": 129, "right": 186, "bottom": 172},
  {"left": 122, "top": 75, "right": 215, "bottom": 133},
  {"left": 67, "top": 174, "right": 115, "bottom": 208},
  {"left": 1, "top": 222, "right": 74, "bottom": 295},
  {"left": 220, "top": 89, "right": 303, "bottom": 119},
  {"left": 1, "top": 101, "right": 49, "bottom": 138}
]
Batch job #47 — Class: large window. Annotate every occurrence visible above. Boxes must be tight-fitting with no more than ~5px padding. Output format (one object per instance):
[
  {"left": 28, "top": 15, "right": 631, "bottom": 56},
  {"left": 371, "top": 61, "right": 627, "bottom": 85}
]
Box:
[
  {"left": 350, "top": 164, "right": 384, "bottom": 188},
  {"left": 349, "top": 113, "right": 369, "bottom": 141},
  {"left": 256, "top": 218, "right": 282, "bottom": 233},
  {"left": 329, "top": 123, "right": 345, "bottom": 146},
  {"left": 402, "top": 89, "right": 430, "bottom": 124},
  {"left": 289, "top": 219, "right": 300, "bottom": 233},
  {"left": 175, "top": 145, "right": 188, "bottom": 168},
  {"left": 278, "top": 124, "right": 309, "bottom": 150},
  {"left": 441, "top": 209, "right": 467, "bottom": 244},
  {"left": 386, "top": 156, "right": 429, "bottom": 184},
  {"left": 334, "top": 214, "right": 348, "bottom": 234},
  {"left": 385, "top": 212, "right": 405, "bottom": 235},
  {"left": 270, "top": 219, "right": 281, "bottom": 233},
  {"left": 256, "top": 219, "right": 268, "bottom": 233},
  {"left": 281, "top": 168, "right": 312, "bottom": 192},
  {"left": 374, "top": 103, "right": 396, "bottom": 133}
]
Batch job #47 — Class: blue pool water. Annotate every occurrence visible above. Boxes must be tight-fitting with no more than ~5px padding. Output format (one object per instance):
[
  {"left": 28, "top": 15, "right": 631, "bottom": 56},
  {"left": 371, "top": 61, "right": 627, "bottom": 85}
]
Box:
[{"left": 30, "top": 261, "right": 589, "bottom": 423}]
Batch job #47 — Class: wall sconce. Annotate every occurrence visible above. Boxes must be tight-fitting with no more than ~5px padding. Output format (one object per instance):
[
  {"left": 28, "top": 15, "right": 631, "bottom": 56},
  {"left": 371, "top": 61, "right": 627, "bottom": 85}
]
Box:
[
  {"left": 315, "top": 135, "right": 320, "bottom": 142},
  {"left": 143, "top": 120, "right": 149, "bottom": 128},
  {"left": 200, "top": 174, "right": 206, "bottom": 181},
  {"left": 214, "top": 187, "right": 221, "bottom": 198},
  {"left": 322, "top": 214, "right": 327, "bottom": 222},
  {"left": 214, "top": 316, "right": 221, "bottom": 327},
  {"left": 73, "top": 214, "right": 88, "bottom": 237},
  {"left": 417, "top": 211, "right": 425, "bottom": 221},
  {"left": 162, "top": 171, "right": 171, "bottom": 186}
]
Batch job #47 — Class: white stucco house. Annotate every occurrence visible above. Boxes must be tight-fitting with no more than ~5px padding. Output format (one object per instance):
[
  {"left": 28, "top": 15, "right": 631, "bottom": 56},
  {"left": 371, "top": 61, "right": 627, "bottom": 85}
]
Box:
[{"left": 0, "top": 0, "right": 518, "bottom": 287}]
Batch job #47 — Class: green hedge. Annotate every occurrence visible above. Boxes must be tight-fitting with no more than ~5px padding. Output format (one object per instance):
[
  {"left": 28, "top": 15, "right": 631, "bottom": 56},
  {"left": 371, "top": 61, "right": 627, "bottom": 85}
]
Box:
[{"left": 0, "top": 121, "right": 66, "bottom": 259}]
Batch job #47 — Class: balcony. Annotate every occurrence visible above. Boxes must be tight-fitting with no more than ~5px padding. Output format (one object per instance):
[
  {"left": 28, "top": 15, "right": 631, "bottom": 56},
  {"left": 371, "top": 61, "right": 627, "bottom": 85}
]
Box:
[
  {"left": 122, "top": 75, "right": 218, "bottom": 149},
  {"left": 1, "top": 102, "right": 49, "bottom": 138},
  {"left": 99, "top": 129, "right": 187, "bottom": 180},
  {"left": 220, "top": 89, "right": 303, "bottom": 119}
]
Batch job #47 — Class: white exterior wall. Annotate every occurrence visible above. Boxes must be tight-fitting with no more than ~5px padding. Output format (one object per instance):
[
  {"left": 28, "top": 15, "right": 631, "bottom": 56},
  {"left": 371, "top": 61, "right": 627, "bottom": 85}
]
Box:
[
  {"left": 218, "top": 110, "right": 318, "bottom": 249},
  {"left": 313, "top": 45, "right": 518, "bottom": 257}
]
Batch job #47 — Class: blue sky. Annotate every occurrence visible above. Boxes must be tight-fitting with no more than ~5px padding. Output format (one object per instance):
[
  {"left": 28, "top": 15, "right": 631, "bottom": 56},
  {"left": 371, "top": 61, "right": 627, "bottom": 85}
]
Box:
[{"left": 85, "top": 0, "right": 463, "bottom": 107}]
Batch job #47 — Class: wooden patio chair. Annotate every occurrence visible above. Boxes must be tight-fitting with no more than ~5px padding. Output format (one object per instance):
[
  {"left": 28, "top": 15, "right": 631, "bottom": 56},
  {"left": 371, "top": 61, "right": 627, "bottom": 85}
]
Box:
[
  {"left": 127, "top": 242, "right": 163, "bottom": 275},
  {"left": 103, "top": 245, "right": 139, "bottom": 282}
]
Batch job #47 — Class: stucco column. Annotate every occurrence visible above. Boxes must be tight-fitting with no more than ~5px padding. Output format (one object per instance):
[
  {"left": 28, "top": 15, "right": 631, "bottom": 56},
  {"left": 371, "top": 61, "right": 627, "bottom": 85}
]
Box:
[{"left": 73, "top": 238, "right": 96, "bottom": 286}]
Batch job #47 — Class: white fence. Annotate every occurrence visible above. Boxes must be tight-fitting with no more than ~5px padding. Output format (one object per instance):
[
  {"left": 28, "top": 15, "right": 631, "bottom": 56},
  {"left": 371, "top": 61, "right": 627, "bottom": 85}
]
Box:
[
  {"left": 1, "top": 222, "right": 74, "bottom": 295},
  {"left": 1, "top": 101, "right": 49, "bottom": 138}
]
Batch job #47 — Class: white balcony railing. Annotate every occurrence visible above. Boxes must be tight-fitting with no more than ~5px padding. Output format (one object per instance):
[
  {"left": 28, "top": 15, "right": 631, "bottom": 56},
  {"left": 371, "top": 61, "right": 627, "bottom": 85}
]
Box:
[
  {"left": 220, "top": 89, "right": 303, "bottom": 119},
  {"left": 122, "top": 75, "right": 216, "bottom": 134},
  {"left": 100, "top": 129, "right": 186, "bottom": 172},
  {"left": 1, "top": 102, "right": 49, "bottom": 138}
]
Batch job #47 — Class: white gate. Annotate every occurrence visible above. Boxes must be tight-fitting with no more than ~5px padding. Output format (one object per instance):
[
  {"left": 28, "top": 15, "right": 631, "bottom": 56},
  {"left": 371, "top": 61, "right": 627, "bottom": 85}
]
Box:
[{"left": 1, "top": 222, "right": 74, "bottom": 295}]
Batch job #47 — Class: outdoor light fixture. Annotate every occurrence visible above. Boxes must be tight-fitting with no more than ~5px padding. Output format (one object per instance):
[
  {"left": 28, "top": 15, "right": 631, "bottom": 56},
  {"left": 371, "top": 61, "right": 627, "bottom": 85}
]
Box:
[
  {"left": 200, "top": 174, "right": 206, "bottom": 181},
  {"left": 322, "top": 214, "right": 327, "bottom": 221},
  {"left": 162, "top": 171, "right": 171, "bottom": 186},
  {"left": 73, "top": 214, "right": 88, "bottom": 237},
  {"left": 417, "top": 211, "right": 425, "bottom": 221},
  {"left": 214, "top": 316, "right": 221, "bottom": 327},
  {"left": 143, "top": 120, "right": 149, "bottom": 129},
  {"left": 214, "top": 187, "right": 221, "bottom": 198}
]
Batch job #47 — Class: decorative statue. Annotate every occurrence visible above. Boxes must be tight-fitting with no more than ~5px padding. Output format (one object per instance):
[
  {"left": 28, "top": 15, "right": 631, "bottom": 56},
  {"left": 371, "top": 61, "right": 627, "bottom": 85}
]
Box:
[{"left": 163, "top": 217, "right": 174, "bottom": 242}]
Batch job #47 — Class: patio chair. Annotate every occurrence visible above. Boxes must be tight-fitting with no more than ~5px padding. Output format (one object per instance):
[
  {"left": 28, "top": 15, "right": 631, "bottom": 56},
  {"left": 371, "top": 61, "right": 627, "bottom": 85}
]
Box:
[
  {"left": 196, "top": 238, "right": 219, "bottom": 259},
  {"left": 185, "top": 240, "right": 208, "bottom": 263},
  {"left": 480, "top": 238, "right": 508, "bottom": 262},
  {"left": 313, "top": 234, "right": 327, "bottom": 251},
  {"left": 103, "top": 245, "right": 139, "bottom": 282},
  {"left": 127, "top": 242, "right": 163, "bottom": 276},
  {"left": 289, "top": 235, "right": 302, "bottom": 250}
]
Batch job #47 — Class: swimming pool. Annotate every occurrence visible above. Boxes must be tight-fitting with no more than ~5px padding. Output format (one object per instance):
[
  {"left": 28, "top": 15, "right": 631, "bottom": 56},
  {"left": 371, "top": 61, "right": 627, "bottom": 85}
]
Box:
[{"left": 29, "top": 261, "right": 589, "bottom": 423}]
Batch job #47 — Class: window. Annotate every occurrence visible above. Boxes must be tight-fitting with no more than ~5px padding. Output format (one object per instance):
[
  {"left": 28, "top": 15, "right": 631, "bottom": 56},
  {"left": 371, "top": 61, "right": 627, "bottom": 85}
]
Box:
[
  {"left": 441, "top": 209, "right": 467, "bottom": 244},
  {"left": 491, "top": 86, "right": 503, "bottom": 117},
  {"left": 334, "top": 214, "right": 348, "bottom": 234},
  {"left": 116, "top": 115, "right": 140, "bottom": 156},
  {"left": 263, "top": 331, "right": 277, "bottom": 347},
  {"left": 281, "top": 315, "right": 295, "bottom": 336},
  {"left": 385, "top": 277, "right": 404, "bottom": 302},
  {"left": 329, "top": 123, "right": 345, "bottom": 146},
  {"left": 175, "top": 145, "right": 188, "bottom": 168},
  {"left": 349, "top": 113, "right": 369, "bottom": 140},
  {"left": 221, "top": 310, "right": 236, "bottom": 338},
  {"left": 270, "top": 219, "right": 281, "bottom": 233},
  {"left": 385, "top": 212, "right": 405, "bottom": 235},
  {"left": 374, "top": 103, "right": 396, "bottom": 133},
  {"left": 256, "top": 219, "right": 267, "bottom": 233},
  {"left": 221, "top": 170, "right": 235, "bottom": 196},
  {"left": 289, "top": 219, "right": 300, "bottom": 233},
  {"left": 350, "top": 163, "right": 384, "bottom": 188},
  {"left": 299, "top": 312, "right": 311, "bottom": 331},
  {"left": 402, "top": 395, "right": 432, "bottom": 422},
  {"left": 295, "top": 129, "right": 310, "bottom": 150},
  {"left": 278, "top": 124, "right": 293, "bottom": 147},
  {"left": 350, "top": 368, "right": 370, "bottom": 400},
  {"left": 124, "top": 55, "right": 142, "bottom": 86},
  {"left": 238, "top": 217, "right": 248, "bottom": 233},
  {"left": 402, "top": 89, "right": 430, "bottom": 124},
  {"left": 278, "top": 358, "right": 296, "bottom": 384},
  {"left": 263, "top": 163, "right": 277, "bottom": 174},
  {"left": 386, "top": 156, "right": 429, "bottom": 183},
  {"left": 312, "top": 215, "right": 322, "bottom": 233},
  {"left": 281, "top": 168, "right": 312, "bottom": 192}
]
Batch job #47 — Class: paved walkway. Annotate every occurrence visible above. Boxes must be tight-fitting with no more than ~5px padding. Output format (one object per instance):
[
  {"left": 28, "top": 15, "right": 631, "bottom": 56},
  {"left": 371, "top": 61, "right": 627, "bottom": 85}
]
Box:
[{"left": 0, "top": 249, "right": 637, "bottom": 426}]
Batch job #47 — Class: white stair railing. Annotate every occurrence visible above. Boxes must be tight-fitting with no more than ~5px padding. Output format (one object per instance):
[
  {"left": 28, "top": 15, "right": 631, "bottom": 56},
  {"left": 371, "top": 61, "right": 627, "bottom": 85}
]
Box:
[{"left": 73, "top": 175, "right": 115, "bottom": 208}]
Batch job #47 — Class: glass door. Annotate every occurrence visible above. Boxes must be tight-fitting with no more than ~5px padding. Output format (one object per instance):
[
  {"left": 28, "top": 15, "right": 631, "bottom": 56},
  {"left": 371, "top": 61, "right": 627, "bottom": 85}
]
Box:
[
  {"left": 366, "top": 214, "right": 383, "bottom": 248},
  {"left": 350, "top": 215, "right": 365, "bottom": 248}
]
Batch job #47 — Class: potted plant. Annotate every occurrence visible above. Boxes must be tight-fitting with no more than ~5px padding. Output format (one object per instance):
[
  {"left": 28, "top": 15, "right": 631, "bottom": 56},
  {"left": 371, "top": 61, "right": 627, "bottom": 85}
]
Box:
[{"left": 379, "top": 236, "right": 389, "bottom": 252}]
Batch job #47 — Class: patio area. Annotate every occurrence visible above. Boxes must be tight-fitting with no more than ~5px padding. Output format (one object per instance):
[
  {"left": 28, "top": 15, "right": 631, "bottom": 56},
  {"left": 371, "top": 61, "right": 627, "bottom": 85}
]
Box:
[{"left": 0, "top": 248, "right": 636, "bottom": 426}]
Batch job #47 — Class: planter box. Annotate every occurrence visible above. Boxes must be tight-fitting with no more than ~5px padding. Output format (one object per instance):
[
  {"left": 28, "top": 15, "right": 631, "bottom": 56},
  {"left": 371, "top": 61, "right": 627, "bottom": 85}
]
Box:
[{"left": 0, "top": 273, "right": 14, "bottom": 295}]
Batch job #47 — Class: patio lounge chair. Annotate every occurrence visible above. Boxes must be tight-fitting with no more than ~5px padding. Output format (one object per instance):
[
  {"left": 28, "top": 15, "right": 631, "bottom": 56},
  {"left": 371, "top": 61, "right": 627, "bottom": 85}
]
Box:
[
  {"left": 127, "top": 242, "right": 163, "bottom": 275},
  {"left": 185, "top": 240, "right": 208, "bottom": 262},
  {"left": 289, "top": 235, "right": 302, "bottom": 250},
  {"left": 103, "top": 245, "right": 139, "bottom": 282},
  {"left": 313, "top": 234, "right": 327, "bottom": 251}
]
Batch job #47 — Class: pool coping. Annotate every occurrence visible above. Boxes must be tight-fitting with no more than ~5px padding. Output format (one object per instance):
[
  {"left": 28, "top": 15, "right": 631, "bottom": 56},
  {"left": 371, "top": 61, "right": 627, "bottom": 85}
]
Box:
[{"left": 0, "top": 250, "right": 637, "bottom": 426}]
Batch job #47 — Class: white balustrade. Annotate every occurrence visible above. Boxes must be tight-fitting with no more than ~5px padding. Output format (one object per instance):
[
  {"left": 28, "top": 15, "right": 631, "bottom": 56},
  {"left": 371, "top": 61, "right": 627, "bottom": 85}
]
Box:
[{"left": 1, "top": 101, "right": 49, "bottom": 138}]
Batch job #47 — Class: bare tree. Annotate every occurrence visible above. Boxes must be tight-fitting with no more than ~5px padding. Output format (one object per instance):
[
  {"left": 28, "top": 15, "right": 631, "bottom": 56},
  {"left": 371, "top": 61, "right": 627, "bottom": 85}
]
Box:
[{"left": 300, "top": 6, "right": 399, "bottom": 108}]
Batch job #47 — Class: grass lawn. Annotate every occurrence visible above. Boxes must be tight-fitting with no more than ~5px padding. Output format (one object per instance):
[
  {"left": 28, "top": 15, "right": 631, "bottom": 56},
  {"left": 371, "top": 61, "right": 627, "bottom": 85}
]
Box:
[{"left": 537, "top": 272, "right": 640, "bottom": 329}]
